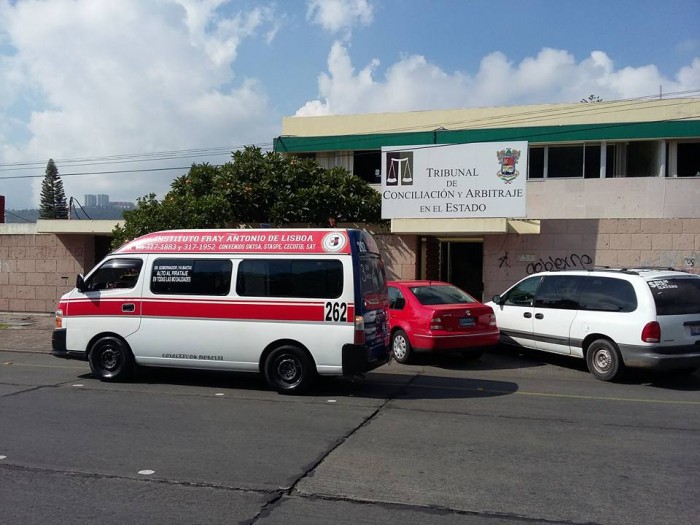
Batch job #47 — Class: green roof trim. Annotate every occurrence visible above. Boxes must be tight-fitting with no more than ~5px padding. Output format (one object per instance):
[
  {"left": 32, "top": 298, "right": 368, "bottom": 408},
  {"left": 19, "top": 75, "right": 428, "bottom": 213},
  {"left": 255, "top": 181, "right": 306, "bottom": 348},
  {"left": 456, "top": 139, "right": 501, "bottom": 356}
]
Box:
[{"left": 274, "top": 120, "right": 700, "bottom": 153}]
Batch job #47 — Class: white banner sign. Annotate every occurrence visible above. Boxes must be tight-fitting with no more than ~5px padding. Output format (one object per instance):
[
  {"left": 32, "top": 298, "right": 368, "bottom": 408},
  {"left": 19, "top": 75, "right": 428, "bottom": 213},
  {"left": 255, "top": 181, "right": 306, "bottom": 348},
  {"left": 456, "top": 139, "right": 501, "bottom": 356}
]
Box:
[{"left": 381, "top": 141, "right": 528, "bottom": 219}]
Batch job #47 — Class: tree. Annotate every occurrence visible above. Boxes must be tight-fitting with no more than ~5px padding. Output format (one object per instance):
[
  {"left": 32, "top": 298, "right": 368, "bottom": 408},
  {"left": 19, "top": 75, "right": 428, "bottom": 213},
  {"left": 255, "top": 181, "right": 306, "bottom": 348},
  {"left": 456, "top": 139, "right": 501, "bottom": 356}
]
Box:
[
  {"left": 39, "top": 159, "right": 69, "bottom": 219},
  {"left": 111, "top": 146, "right": 383, "bottom": 248},
  {"left": 580, "top": 94, "right": 603, "bottom": 103}
]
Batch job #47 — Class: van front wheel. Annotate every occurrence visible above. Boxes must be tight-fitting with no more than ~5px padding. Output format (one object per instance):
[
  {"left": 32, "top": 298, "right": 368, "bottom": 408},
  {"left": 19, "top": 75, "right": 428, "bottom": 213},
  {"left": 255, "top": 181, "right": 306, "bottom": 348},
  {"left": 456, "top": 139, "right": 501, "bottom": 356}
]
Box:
[
  {"left": 89, "top": 336, "right": 134, "bottom": 381},
  {"left": 586, "top": 339, "right": 623, "bottom": 381},
  {"left": 264, "top": 345, "right": 315, "bottom": 394}
]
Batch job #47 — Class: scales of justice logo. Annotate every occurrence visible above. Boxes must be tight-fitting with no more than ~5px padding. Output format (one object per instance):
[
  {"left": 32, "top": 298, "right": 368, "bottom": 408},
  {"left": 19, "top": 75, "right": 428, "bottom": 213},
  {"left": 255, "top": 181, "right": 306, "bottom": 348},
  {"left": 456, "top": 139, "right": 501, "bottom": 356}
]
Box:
[
  {"left": 385, "top": 151, "right": 413, "bottom": 186},
  {"left": 496, "top": 148, "right": 521, "bottom": 184}
]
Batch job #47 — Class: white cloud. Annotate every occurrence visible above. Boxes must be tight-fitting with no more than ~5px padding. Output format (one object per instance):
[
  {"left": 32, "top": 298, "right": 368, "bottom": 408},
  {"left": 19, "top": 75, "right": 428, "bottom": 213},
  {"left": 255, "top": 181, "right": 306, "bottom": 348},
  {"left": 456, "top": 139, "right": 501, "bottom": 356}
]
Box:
[
  {"left": 306, "top": 0, "right": 372, "bottom": 38},
  {"left": 0, "top": 0, "right": 280, "bottom": 209},
  {"left": 297, "top": 43, "right": 700, "bottom": 116}
]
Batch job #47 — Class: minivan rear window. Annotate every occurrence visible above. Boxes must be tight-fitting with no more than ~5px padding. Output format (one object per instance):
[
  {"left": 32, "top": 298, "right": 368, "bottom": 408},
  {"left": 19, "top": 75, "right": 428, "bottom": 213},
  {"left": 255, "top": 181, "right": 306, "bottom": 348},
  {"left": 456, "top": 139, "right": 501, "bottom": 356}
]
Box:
[{"left": 648, "top": 278, "right": 700, "bottom": 315}]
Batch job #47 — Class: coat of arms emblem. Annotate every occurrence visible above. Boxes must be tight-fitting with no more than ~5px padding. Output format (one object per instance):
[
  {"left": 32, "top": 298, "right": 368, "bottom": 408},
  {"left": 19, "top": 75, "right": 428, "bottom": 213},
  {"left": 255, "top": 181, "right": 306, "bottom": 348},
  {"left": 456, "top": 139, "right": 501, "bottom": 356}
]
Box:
[{"left": 496, "top": 148, "right": 521, "bottom": 184}]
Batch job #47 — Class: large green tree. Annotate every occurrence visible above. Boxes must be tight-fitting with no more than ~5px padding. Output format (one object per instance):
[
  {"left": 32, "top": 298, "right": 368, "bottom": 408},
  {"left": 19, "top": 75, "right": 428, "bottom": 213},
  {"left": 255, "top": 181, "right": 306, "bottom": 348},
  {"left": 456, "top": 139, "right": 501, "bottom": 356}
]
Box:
[
  {"left": 111, "top": 147, "right": 382, "bottom": 248},
  {"left": 39, "top": 158, "right": 69, "bottom": 219}
]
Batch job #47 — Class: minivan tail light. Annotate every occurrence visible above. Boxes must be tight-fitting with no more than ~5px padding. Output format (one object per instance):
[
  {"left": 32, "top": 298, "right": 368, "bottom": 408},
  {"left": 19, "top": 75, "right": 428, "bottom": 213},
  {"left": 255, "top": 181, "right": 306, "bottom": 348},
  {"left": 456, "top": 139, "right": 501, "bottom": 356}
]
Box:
[
  {"left": 430, "top": 315, "right": 443, "bottom": 330},
  {"left": 55, "top": 308, "right": 63, "bottom": 329},
  {"left": 642, "top": 321, "right": 660, "bottom": 343},
  {"left": 354, "top": 315, "right": 366, "bottom": 345}
]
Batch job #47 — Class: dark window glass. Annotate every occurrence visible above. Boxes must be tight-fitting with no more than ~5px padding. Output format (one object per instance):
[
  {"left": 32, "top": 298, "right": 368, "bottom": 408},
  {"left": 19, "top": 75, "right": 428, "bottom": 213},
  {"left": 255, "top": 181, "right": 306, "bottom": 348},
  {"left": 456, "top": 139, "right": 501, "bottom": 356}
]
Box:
[
  {"left": 625, "top": 141, "right": 657, "bottom": 177},
  {"left": 528, "top": 147, "right": 544, "bottom": 179},
  {"left": 358, "top": 254, "right": 386, "bottom": 300},
  {"left": 410, "top": 284, "right": 476, "bottom": 305},
  {"left": 547, "top": 146, "right": 583, "bottom": 178},
  {"left": 502, "top": 276, "right": 542, "bottom": 307},
  {"left": 584, "top": 144, "right": 601, "bottom": 178},
  {"left": 236, "top": 259, "right": 343, "bottom": 299},
  {"left": 85, "top": 258, "right": 143, "bottom": 291},
  {"left": 151, "top": 258, "right": 232, "bottom": 296},
  {"left": 605, "top": 144, "right": 616, "bottom": 177},
  {"left": 648, "top": 278, "right": 700, "bottom": 315},
  {"left": 353, "top": 150, "right": 382, "bottom": 183},
  {"left": 535, "top": 276, "right": 581, "bottom": 310},
  {"left": 677, "top": 142, "right": 700, "bottom": 177},
  {"left": 388, "top": 286, "right": 405, "bottom": 309},
  {"left": 578, "top": 277, "right": 637, "bottom": 312}
]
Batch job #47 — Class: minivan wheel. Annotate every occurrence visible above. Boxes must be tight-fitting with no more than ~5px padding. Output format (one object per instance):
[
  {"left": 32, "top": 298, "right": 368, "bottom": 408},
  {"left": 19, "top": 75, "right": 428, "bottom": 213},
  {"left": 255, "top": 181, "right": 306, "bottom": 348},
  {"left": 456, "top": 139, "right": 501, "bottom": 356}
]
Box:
[
  {"left": 89, "top": 336, "right": 134, "bottom": 382},
  {"left": 391, "top": 329, "right": 413, "bottom": 364},
  {"left": 264, "top": 345, "right": 315, "bottom": 395},
  {"left": 586, "top": 339, "right": 623, "bottom": 381}
]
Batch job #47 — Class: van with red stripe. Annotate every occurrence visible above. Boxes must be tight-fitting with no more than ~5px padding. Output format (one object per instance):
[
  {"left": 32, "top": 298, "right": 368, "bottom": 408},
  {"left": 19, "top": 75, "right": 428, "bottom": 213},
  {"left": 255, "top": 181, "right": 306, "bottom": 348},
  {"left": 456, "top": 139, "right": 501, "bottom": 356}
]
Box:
[{"left": 52, "top": 228, "right": 391, "bottom": 394}]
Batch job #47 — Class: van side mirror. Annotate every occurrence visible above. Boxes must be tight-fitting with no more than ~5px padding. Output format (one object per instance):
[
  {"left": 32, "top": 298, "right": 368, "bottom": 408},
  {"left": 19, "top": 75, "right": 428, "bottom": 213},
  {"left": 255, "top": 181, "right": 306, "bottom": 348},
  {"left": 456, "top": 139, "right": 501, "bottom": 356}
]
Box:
[{"left": 76, "top": 274, "right": 86, "bottom": 293}]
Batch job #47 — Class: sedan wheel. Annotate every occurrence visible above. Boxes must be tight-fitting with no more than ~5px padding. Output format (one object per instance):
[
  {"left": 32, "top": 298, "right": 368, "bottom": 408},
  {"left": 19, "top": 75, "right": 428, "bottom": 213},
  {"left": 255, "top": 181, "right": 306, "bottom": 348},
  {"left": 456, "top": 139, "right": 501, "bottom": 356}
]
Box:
[{"left": 392, "top": 329, "right": 413, "bottom": 364}]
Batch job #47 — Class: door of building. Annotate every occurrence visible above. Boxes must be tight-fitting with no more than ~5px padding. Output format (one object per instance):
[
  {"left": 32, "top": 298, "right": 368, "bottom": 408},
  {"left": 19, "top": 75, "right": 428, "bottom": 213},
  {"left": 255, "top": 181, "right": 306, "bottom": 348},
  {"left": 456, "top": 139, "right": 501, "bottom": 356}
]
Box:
[{"left": 440, "top": 241, "right": 484, "bottom": 301}]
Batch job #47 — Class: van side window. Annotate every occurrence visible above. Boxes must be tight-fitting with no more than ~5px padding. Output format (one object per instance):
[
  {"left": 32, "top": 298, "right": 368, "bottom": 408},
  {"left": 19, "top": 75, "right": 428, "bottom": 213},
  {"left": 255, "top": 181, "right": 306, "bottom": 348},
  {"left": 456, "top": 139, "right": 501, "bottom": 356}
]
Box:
[
  {"left": 535, "top": 276, "right": 582, "bottom": 310},
  {"left": 236, "top": 259, "right": 343, "bottom": 299},
  {"left": 85, "top": 258, "right": 143, "bottom": 291},
  {"left": 151, "top": 258, "right": 232, "bottom": 296},
  {"left": 503, "top": 276, "right": 541, "bottom": 306},
  {"left": 578, "top": 277, "right": 637, "bottom": 312}
]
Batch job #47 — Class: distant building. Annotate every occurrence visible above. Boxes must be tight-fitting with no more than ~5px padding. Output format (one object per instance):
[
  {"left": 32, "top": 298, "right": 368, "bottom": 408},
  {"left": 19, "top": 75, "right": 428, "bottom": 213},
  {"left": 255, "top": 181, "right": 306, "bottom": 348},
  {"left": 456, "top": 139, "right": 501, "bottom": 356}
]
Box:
[
  {"left": 110, "top": 201, "right": 136, "bottom": 210},
  {"left": 97, "top": 194, "right": 109, "bottom": 208},
  {"left": 84, "top": 194, "right": 97, "bottom": 207}
]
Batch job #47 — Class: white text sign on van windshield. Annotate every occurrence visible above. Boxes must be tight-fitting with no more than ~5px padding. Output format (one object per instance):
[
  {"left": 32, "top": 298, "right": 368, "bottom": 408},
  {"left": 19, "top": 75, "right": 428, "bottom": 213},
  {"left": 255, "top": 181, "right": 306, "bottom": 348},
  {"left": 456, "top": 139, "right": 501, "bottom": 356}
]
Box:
[{"left": 381, "top": 141, "right": 528, "bottom": 219}]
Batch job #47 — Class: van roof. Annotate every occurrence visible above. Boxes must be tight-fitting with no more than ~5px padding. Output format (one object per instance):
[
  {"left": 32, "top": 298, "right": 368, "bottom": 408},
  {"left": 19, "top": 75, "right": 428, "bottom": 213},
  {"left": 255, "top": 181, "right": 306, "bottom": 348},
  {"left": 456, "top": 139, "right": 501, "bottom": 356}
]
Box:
[{"left": 113, "top": 228, "right": 371, "bottom": 255}]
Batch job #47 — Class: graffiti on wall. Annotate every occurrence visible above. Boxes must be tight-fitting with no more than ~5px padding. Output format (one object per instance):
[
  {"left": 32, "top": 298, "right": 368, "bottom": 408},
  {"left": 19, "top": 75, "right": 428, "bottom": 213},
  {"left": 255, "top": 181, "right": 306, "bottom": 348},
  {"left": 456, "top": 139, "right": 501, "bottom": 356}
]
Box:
[{"left": 525, "top": 253, "right": 593, "bottom": 274}]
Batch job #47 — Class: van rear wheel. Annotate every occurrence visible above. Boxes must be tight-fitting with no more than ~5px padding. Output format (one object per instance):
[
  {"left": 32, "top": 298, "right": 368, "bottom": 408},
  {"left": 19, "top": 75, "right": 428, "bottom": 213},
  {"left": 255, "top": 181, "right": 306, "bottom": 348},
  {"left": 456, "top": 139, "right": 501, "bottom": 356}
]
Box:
[
  {"left": 586, "top": 339, "right": 623, "bottom": 381},
  {"left": 89, "top": 336, "right": 134, "bottom": 382},
  {"left": 264, "top": 345, "right": 315, "bottom": 394}
]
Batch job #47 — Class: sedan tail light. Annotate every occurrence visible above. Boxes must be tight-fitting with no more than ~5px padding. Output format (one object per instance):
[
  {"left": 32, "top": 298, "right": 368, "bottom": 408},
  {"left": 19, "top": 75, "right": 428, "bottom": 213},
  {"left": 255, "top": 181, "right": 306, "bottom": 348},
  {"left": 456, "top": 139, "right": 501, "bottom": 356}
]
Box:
[
  {"left": 430, "top": 315, "right": 443, "bottom": 330},
  {"left": 488, "top": 313, "right": 497, "bottom": 327},
  {"left": 641, "top": 321, "right": 660, "bottom": 343}
]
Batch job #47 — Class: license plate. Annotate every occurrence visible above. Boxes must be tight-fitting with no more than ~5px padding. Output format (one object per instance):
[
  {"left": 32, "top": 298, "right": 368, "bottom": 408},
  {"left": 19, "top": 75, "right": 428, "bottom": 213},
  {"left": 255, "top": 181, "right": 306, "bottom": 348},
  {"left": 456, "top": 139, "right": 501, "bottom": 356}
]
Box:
[
  {"left": 690, "top": 324, "right": 700, "bottom": 337},
  {"left": 459, "top": 318, "right": 475, "bottom": 327}
]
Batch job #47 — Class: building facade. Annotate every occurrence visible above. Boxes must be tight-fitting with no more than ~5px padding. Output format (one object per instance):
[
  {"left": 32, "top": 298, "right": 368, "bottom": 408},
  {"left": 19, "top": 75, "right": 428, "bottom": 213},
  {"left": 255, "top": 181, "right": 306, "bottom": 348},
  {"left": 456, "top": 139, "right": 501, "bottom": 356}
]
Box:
[{"left": 275, "top": 98, "right": 700, "bottom": 301}]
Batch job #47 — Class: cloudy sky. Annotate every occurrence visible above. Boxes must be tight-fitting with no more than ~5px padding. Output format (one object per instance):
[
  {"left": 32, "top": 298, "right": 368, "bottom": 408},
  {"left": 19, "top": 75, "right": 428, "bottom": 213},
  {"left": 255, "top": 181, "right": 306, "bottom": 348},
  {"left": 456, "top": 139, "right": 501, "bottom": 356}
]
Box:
[{"left": 1, "top": 0, "right": 698, "bottom": 212}]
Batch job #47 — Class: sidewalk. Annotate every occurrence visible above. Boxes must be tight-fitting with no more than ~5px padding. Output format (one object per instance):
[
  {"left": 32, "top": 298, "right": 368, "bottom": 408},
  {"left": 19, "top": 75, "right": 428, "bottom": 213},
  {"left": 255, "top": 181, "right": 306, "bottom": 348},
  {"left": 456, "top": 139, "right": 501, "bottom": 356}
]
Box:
[{"left": 0, "top": 312, "right": 54, "bottom": 353}]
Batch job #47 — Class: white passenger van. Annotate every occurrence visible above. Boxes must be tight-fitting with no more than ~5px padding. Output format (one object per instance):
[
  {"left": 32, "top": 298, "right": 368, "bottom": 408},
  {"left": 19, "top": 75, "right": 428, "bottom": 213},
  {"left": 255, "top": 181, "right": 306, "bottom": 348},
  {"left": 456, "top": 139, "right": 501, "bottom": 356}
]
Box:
[{"left": 52, "top": 228, "right": 391, "bottom": 394}]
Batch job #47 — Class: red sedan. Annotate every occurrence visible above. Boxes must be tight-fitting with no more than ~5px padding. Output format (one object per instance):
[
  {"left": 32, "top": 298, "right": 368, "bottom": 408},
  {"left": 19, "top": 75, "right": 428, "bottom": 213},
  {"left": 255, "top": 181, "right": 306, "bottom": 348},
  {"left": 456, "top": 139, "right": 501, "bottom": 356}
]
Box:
[{"left": 387, "top": 280, "right": 499, "bottom": 363}]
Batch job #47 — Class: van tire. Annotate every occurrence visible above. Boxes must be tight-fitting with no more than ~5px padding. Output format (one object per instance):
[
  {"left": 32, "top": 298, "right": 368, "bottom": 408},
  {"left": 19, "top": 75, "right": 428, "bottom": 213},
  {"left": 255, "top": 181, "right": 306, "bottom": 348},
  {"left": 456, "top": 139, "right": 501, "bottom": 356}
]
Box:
[
  {"left": 391, "top": 329, "right": 413, "bottom": 364},
  {"left": 89, "top": 336, "right": 134, "bottom": 382},
  {"left": 264, "top": 345, "right": 315, "bottom": 394},
  {"left": 586, "top": 339, "right": 623, "bottom": 381}
]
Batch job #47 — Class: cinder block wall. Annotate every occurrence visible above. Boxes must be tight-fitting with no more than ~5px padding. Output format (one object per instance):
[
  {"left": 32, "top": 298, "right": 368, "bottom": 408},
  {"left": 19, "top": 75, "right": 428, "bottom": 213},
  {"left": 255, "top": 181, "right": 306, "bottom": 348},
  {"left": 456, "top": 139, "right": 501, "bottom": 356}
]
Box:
[
  {"left": 484, "top": 218, "right": 700, "bottom": 299},
  {"left": 0, "top": 234, "right": 93, "bottom": 313}
]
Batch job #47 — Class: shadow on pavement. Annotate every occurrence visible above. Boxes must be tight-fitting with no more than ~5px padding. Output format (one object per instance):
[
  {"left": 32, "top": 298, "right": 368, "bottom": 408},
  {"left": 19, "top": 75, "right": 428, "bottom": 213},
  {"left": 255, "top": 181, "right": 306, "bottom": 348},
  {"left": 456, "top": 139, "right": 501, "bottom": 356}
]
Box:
[{"left": 77, "top": 365, "right": 519, "bottom": 400}]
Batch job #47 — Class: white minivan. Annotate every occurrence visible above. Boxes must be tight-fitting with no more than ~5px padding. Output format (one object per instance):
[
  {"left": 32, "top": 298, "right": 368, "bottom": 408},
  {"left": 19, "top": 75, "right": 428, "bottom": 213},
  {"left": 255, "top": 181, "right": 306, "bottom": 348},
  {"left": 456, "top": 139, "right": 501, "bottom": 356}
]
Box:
[
  {"left": 52, "top": 228, "right": 391, "bottom": 394},
  {"left": 487, "top": 268, "right": 700, "bottom": 380}
]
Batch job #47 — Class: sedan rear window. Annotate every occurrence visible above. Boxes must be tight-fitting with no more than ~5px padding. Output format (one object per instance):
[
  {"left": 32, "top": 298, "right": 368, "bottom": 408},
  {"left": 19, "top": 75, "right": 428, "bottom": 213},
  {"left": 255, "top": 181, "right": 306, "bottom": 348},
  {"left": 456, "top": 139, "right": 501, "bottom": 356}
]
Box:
[
  {"left": 410, "top": 285, "right": 476, "bottom": 305},
  {"left": 648, "top": 278, "right": 700, "bottom": 315}
]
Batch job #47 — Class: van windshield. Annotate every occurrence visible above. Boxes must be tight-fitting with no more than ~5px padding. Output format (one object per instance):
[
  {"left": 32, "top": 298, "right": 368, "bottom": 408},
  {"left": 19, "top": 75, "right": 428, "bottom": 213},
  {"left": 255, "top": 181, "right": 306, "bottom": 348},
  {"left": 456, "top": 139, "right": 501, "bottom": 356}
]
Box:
[{"left": 648, "top": 278, "right": 700, "bottom": 315}]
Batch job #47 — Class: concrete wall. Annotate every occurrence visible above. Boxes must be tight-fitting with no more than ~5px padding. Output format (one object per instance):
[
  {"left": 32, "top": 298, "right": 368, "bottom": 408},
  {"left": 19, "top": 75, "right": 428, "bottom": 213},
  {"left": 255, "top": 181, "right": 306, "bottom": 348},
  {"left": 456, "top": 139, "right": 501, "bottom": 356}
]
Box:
[
  {"left": 0, "top": 233, "right": 93, "bottom": 312},
  {"left": 483, "top": 218, "right": 700, "bottom": 300}
]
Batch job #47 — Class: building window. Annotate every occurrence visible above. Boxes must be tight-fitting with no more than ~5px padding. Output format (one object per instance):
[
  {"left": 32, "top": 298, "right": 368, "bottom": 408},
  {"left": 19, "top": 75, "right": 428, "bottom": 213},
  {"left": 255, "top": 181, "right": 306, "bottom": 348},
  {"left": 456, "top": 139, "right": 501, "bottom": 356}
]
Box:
[
  {"left": 353, "top": 150, "right": 381, "bottom": 183},
  {"left": 677, "top": 141, "right": 700, "bottom": 177},
  {"left": 528, "top": 147, "right": 544, "bottom": 179},
  {"left": 527, "top": 144, "right": 601, "bottom": 179}
]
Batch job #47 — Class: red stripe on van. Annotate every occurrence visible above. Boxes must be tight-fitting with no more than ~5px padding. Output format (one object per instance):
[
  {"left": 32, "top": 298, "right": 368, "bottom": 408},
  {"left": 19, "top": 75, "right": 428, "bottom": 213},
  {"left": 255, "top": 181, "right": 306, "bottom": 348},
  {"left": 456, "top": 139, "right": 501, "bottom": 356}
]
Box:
[{"left": 63, "top": 298, "right": 355, "bottom": 323}]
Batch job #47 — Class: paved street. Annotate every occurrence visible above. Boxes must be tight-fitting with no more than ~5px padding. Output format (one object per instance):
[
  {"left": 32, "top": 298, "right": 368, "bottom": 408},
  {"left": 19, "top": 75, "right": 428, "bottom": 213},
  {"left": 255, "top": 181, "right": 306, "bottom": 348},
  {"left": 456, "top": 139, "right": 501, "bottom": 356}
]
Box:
[{"left": 1, "top": 322, "right": 699, "bottom": 524}]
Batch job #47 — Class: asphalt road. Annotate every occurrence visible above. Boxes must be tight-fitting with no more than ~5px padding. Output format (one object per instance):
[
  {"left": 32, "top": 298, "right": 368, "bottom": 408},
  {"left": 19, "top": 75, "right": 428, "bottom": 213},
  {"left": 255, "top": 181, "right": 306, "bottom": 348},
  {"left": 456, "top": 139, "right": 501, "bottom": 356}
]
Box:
[{"left": 1, "top": 346, "right": 699, "bottom": 525}]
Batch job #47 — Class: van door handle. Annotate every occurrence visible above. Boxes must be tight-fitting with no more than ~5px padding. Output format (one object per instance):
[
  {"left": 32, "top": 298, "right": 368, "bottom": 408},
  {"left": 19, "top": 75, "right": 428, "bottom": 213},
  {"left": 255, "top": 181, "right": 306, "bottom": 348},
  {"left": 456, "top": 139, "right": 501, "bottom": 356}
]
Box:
[
  {"left": 535, "top": 313, "right": 544, "bottom": 319},
  {"left": 122, "top": 303, "right": 135, "bottom": 313},
  {"left": 523, "top": 312, "right": 532, "bottom": 318}
]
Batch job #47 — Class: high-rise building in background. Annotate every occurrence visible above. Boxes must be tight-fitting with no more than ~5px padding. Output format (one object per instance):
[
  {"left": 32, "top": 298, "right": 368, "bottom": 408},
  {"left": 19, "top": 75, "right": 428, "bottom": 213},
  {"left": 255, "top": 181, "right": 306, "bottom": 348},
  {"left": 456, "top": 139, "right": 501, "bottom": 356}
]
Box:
[
  {"left": 84, "top": 194, "right": 97, "bottom": 207},
  {"left": 97, "top": 194, "right": 109, "bottom": 208}
]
